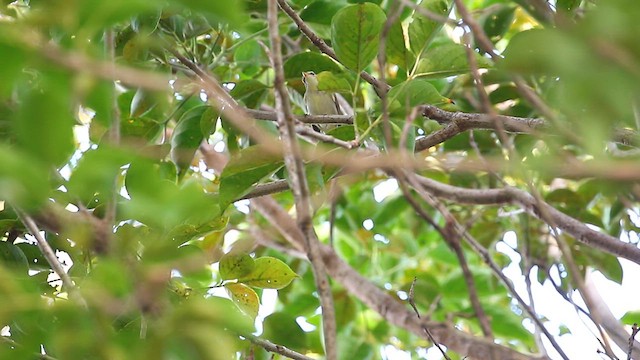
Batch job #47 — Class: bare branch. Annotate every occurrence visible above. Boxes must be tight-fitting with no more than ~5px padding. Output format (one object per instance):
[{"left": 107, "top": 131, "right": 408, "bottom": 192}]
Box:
[
  {"left": 268, "top": 1, "right": 337, "bottom": 358},
  {"left": 415, "top": 176, "right": 640, "bottom": 266},
  {"left": 246, "top": 109, "right": 353, "bottom": 125},
  {"left": 246, "top": 335, "right": 315, "bottom": 360},
  {"left": 16, "top": 210, "right": 87, "bottom": 307}
]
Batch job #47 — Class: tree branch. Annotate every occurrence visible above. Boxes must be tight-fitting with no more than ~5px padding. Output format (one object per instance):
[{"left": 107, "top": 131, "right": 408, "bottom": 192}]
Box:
[
  {"left": 415, "top": 176, "right": 640, "bottom": 265},
  {"left": 250, "top": 196, "right": 549, "bottom": 360},
  {"left": 268, "top": 1, "right": 337, "bottom": 358},
  {"left": 246, "top": 109, "right": 353, "bottom": 125},
  {"left": 16, "top": 210, "right": 87, "bottom": 307},
  {"left": 246, "top": 335, "right": 315, "bottom": 360}
]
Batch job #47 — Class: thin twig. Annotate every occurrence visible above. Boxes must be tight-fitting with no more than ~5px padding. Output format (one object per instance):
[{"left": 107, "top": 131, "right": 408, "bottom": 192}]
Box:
[
  {"left": 396, "top": 172, "right": 493, "bottom": 339},
  {"left": 408, "top": 278, "right": 453, "bottom": 360},
  {"left": 295, "top": 125, "right": 355, "bottom": 149},
  {"left": 246, "top": 109, "right": 353, "bottom": 124},
  {"left": 628, "top": 324, "right": 639, "bottom": 360},
  {"left": 276, "top": 0, "right": 389, "bottom": 95},
  {"left": 16, "top": 210, "right": 87, "bottom": 307},
  {"left": 103, "top": 28, "right": 119, "bottom": 254},
  {"left": 268, "top": 2, "right": 337, "bottom": 359},
  {"left": 404, "top": 173, "right": 570, "bottom": 360},
  {"left": 246, "top": 335, "right": 315, "bottom": 360}
]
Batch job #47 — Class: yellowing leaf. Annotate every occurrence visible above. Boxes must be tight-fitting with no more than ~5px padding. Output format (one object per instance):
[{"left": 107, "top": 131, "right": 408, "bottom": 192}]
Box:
[
  {"left": 237, "top": 256, "right": 298, "bottom": 290},
  {"left": 219, "top": 253, "right": 255, "bottom": 280},
  {"left": 225, "top": 283, "right": 260, "bottom": 319}
]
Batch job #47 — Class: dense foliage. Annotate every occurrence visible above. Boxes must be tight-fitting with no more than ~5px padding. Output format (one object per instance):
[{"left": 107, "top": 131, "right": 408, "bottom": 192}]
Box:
[{"left": 1, "top": 0, "right": 640, "bottom": 359}]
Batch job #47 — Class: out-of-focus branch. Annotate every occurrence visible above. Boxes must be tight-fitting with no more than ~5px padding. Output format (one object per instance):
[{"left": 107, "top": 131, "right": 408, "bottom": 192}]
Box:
[
  {"left": 246, "top": 109, "right": 353, "bottom": 124},
  {"left": 16, "top": 210, "right": 87, "bottom": 307},
  {"left": 268, "top": 1, "right": 337, "bottom": 359}
]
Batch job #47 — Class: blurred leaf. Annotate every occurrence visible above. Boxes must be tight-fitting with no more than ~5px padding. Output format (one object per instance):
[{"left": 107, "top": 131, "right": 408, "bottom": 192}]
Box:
[
  {"left": 67, "top": 146, "right": 130, "bottom": 205},
  {"left": 230, "top": 80, "right": 268, "bottom": 109},
  {"left": 408, "top": 0, "right": 451, "bottom": 56},
  {"left": 481, "top": 5, "right": 516, "bottom": 43},
  {"left": 415, "top": 43, "right": 493, "bottom": 79},
  {"left": 283, "top": 52, "right": 342, "bottom": 80},
  {"left": 171, "top": 105, "right": 216, "bottom": 174},
  {"left": 0, "top": 145, "right": 49, "bottom": 210},
  {"left": 263, "top": 312, "right": 307, "bottom": 351},
  {"left": 0, "top": 241, "right": 29, "bottom": 272},
  {"left": 621, "top": 310, "right": 640, "bottom": 326},
  {"left": 171, "top": 0, "right": 247, "bottom": 29},
  {"left": 485, "top": 305, "right": 535, "bottom": 345},
  {"left": 13, "top": 72, "right": 74, "bottom": 167},
  {"left": 331, "top": 3, "right": 386, "bottom": 71},
  {"left": 0, "top": 42, "right": 27, "bottom": 97},
  {"left": 219, "top": 145, "right": 284, "bottom": 208}
]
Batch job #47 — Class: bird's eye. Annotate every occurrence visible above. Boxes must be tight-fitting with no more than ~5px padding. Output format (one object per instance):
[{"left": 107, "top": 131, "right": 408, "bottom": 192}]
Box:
[{"left": 308, "top": 71, "right": 315, "bottom": 75}]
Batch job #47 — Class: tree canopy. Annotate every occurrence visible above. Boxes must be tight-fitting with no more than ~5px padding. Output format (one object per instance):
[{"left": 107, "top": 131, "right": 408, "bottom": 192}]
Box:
[{"left": 1, "top": 0, "right": 640, "bottom": 359}]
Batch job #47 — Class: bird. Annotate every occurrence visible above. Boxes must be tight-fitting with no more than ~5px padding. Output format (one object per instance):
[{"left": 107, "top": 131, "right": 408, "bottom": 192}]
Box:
[{"left": 302, "top": 71, "right": 342, "bottom": 117}]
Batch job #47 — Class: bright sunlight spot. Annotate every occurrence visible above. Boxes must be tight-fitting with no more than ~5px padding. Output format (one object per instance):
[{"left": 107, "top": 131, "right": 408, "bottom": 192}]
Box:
[{"left": 373, "top": 179, "right": 399, "bottom": 202}]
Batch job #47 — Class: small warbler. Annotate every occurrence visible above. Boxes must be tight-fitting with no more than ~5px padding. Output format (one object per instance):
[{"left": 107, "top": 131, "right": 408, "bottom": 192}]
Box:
[{"left": 302, "top": 71, "right": 342, "bottom": 117}]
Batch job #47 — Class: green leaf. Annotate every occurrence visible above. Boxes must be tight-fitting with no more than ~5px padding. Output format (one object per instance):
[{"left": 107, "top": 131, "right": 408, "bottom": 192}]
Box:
[
  {"left": 300, "top": 0, "right": 345, "bottom": 25},
  {"left": 386, "top": 21, "right": 413, "bottom": 70},
  {"left": 13, "top": 72, "right": 74, "bottom": 167},
  {"left": 0, "top": 241, "right": 29, "bottom": 272},
  {"left": 67, "top": 146, "right": 130, "bottom": 205},
  {"left": 621, "top": 310, "right": 640, "bottom": 326},
  {"left": 0, "top": 145, "right": 49, "bottom": 210},
  {"left": 315, "top": 71, "right": 352, "bottom": 93},
  {"left": 171, "top": 0, "right": 247, "bottom": 29},
  {"left": 283, "top": 52, "right": 342, "bottom": 80},
  {"left": 482, "top": 5, "right": 516, "bottom": 42},
  {"left": 219, "top": 253, "right": 255, "bottom": 280},
  {"left": 130, "top": 88, "right": 157, "bottom": 118},
  {"left": 485, "top": 304, "right": 535, "bottom": 345},
  {"left": 225, "top": 283, "right": 260, "bottom": 319},
  {"left": 0, "top": 42, "right": 27, "bottom": 97},
  {"left": 237, "top": 256, "right": 298, "bottom": 289},
  {"left": 408, "top": 0, "right": 451, "bottom": 56},
  {"left": 263, "top": 312, "right": 308, "bottom": 350},
  {"left": 384, "top": 78, "right": 450, "bottom": 116},
  {"left": 229, "top": 80, "right": 268, "bottom": 109},
  {"left": 331, "top": 3, "right": 386, "bottom": 71},
  {"left": 123, "top": 162, "right": 222, "bottom": 232},
  {"left": 171, "top": 105, "right": 217, "bottom": 174},
  {"left": 219, "top": 145, "right": 284, "bottom": 208},
  {"left": 415, "top": 43, "right": 493, "bottom": 79},
  {"left": 557, "top": 0, "right": 582, "bottom": 13}
]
